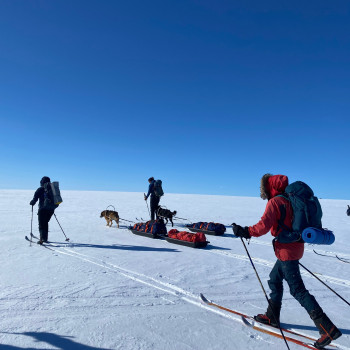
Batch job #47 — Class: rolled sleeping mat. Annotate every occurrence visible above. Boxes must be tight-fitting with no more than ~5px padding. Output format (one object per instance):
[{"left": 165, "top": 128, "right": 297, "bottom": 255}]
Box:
[{"left": 302, "top": 227, "right": 335, "bottom": 245}]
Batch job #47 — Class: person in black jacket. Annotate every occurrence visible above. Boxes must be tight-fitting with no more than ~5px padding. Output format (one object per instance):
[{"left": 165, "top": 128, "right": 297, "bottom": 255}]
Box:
[
  {"left": 144, "top": 177, "right": 160, "bottom": 220},
  {"left": 30, "top": 176, "right": 55, "bottom": 244}
]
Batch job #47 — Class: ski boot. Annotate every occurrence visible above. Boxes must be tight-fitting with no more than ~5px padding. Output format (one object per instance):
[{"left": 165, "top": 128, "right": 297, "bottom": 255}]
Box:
[
  {"left": 39, "top": 229, "right": 48, "bottom": 244},
  {"left": 310, "top": 310, "right": 342, "bottom": 349},
  {"left": 254, "top": 299, "right": 281, "bottom": 327}
]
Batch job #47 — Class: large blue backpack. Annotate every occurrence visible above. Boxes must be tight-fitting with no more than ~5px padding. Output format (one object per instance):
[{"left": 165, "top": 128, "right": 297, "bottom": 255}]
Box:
[{"left": 276, "top": 181, "right": 322, "bottom": 243}]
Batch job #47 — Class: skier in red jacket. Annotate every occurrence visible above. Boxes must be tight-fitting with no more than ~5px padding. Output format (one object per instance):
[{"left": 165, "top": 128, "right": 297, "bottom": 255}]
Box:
[{"left": 232, "top": 174, "right": 341, "bottom": 349}]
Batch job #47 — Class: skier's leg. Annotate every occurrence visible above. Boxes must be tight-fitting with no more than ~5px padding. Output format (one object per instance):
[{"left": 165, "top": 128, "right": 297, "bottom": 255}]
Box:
[
  {"left": 150, "top": 196, "right": 160, "bottom": 221},
  {"left": 38, "top": 209, "right": 48, "bottom": 242},
  {"left": 268, "top": 260, "right": 284, "bottom": 305},
  {"left": 254, "top": 260, "right": 283, "bottom": 326},
  {"left": 283, "top": 260, "right": 320, "bottom": 313},
  {"left": 283, "top": 260, "right": 342, "bottom": 348},
  {"left": 45, "top": 210, "right": 54, "bottom": 241}
]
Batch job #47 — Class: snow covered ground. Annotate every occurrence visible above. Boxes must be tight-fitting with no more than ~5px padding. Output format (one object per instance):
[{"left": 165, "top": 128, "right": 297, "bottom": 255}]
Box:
[{"left": 0, "top": 190, "right": 349, "bottom": 350}]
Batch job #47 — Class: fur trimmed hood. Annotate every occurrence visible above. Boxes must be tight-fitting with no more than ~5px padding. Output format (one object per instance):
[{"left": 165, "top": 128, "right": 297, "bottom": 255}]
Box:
[{"left": 260, "top": 174, "right": 289, "bottom": 200}]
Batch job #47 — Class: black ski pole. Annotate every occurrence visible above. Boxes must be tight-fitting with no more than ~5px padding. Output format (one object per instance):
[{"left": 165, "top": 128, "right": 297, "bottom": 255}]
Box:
[
  {"left": 53, "top": 213, "right": 70, "bottom": 241},
  {"left": 240, "top": 237, "right": 290, "bottom": 350},
  {"left": 144, "top": 194, "right": 151, "bottom": 219},
  {"left": 299, "top": 262, "right": 350, "bottom": 307},
  {"left": 29, "top": 205, "right": 33, "bottom": 246}
]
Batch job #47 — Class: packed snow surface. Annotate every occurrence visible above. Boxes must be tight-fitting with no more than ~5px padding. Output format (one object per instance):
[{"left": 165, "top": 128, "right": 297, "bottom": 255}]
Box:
[{"left": 0, "top": 190, "right": 349, "bottom": 349}]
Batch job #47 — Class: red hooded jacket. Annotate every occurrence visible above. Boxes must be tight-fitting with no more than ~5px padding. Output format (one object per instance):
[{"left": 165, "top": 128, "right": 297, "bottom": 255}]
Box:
[{"left": 248, "top": 175, "right": 304, "bottom": 261}]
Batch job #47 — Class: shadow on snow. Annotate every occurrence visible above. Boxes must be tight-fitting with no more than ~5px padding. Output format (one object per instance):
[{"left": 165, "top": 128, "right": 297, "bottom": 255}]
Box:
[
  {"left": 280, "top": 323, "right": 350, "bottom": 335},
  {"left": 0, "top": 331, "right": 110, "bottom": 349},
  {"left": 52, "top": 241, "right": 180, "bottom": 253}
]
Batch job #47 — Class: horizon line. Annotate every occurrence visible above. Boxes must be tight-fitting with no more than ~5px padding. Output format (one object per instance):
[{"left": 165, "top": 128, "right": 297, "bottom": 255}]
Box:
[{"left": 0, "top": 188, "right": 349, "bottom": 201}]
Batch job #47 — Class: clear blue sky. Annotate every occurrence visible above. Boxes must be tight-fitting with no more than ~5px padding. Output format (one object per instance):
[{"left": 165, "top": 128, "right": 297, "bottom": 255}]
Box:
[{"left": 0, "top": 0, "right": 349, "bottom": 199}]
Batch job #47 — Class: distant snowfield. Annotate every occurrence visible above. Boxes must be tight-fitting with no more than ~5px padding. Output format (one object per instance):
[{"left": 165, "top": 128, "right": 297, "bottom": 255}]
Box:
[{"left": 0, "top": 190, "right": 349, "bottom": 350}]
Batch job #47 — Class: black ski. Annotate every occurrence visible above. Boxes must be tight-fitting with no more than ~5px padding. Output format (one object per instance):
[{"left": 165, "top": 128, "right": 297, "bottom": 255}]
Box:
[
  {"left": 336, "top": 255, "right": 350, "bottom": 264},
  {"left": 314, "top": 249, "right": 350, "bottom": 263},
  {"left": 25, "top": 236, "right": 54, "bottom": 250},
  {"left": 25, "top": 235, "right": 33, "bottom": 244}
]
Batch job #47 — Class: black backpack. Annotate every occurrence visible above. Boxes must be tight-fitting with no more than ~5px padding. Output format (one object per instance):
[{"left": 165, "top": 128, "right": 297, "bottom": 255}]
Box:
[
  {"left": 276, "top": 181, "right": 322, "bottom": 243},
  {"left": 43, "top": 182, "right": 63, "bottom": 210},
  {"left": 154, "top": 180, "right": 164, "bottom": 197}
]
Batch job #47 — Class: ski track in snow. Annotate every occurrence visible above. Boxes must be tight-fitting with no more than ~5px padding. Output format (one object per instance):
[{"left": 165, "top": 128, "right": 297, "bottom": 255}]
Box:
[
  {"left": 164, "top": 223, "right": 350, "bottom": 288},
  {"left": 50, "top": 235, "right": 350, "bottom": 290},
  {"left": 32, "top": 242, "right": 350, "bottom": 350},
  {"left": 171, "top": 222, "right": 350, "bottom": 260},
  {"left": 206, "top": 249, "right": 350, "bottom": 288},
  {"left": 2, "top": 191, "right": 349, "bottom": 350}
]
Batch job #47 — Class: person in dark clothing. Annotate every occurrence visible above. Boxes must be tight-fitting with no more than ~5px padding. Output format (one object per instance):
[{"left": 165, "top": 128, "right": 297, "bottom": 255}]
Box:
[
  {"left": 233, "top": 174, "right": 342, "bottom": 349},
  {"left": 144, "top": 177, "right": 160, "bottom": 220},
  {"left": 30, "top": 176, "right": 55, "bottom": 244}
]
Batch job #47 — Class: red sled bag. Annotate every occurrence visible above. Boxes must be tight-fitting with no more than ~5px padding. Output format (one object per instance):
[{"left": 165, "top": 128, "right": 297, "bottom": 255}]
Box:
[
  {"left": 168, "top": 229, "right": 206, "bottom": 243},
  {"left": 166, "top": 229, "right": 208, "bottom": 248}
]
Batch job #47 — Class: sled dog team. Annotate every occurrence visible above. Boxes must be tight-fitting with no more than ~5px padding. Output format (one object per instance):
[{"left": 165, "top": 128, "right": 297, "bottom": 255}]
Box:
[{"left": 30, "top": 174, "right": 344, "bottom": 349}]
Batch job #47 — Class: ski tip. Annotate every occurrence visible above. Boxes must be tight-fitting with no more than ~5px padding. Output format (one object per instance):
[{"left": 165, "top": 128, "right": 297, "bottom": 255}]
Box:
[
  {"left": 199, "top": 293, "right": 210, "bottom": 304},
  {"left": 241, "top": 316, "right": 251, "bottom": 326},
  {"left": 25, "top": 236, "right": 33, "bottom": 244}
]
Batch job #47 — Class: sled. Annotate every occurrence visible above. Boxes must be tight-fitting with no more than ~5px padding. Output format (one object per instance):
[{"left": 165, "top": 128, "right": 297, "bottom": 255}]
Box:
[{"left": 165, "top": 236, "right": 209, "bottom": 248}]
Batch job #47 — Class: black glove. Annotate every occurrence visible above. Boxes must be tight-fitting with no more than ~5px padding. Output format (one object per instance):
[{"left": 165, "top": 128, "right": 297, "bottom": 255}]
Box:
[
  {"left": 232, "top": 223, "right": 250, "bottom": 239},
  {"left": 30, "top": 200, "right": 35, "bottom": 206}
]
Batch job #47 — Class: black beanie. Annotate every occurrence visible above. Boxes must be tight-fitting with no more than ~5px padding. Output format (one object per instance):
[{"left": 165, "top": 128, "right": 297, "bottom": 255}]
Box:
[{"left": 40, "top": 176, "right": 51, "bottom": 186}]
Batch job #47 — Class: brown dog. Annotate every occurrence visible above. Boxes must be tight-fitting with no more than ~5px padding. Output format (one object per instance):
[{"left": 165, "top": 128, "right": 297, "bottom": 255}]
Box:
[{"left": 100, "top": 210, "right": 119, "bottom": 228}]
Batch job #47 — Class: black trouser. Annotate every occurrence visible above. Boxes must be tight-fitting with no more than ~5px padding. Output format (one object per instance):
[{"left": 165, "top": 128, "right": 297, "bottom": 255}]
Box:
[
  {"left": 150, "top": 195, "right": 160, "bottom": 221},
  {"left": 38, "top": 209, "right": 54, "bottom": 241},
  {"left": 268, "top": 259, "right": 321, "bottom": 314}
]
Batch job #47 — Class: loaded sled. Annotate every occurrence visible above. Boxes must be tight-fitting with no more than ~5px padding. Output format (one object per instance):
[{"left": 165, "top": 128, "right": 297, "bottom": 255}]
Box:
[
  {"left": 166, "top": 229, "right": 209, "bottom": 248},
  {"left": 186, "top": 222, "right": 226, "bottom": 236},
  {"left": 128, "top": 219, "right": 167, "bottom": 239}
]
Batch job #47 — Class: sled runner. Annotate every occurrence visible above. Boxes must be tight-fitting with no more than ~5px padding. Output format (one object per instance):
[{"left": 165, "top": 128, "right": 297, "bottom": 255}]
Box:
[
  {"left": 128, "top": 228, "right": 160, "bottom": 239},
  {"left": 165, "top": 236, "right": 209, "bottom": 248},
  {"left": 128, "top": 219, "right": 167, "bottom": 239}
]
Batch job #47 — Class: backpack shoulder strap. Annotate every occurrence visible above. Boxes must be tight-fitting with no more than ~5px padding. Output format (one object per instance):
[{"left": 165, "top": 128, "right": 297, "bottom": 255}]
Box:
[
  {"left": 277, "top": 204, "right": 289, "bottom": 232},
  {"left": 276, "top": 193, "right": 289, "bottom": 201},
  {"left": 276, "top": 195, "right": 292, "bottom": 233}
]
